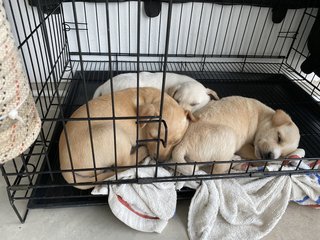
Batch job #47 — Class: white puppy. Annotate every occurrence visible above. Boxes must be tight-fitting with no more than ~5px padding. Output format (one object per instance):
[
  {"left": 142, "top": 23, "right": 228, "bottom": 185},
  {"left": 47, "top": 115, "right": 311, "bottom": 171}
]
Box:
[
  {"left": 93, "top": 72, "right": 219, "bottom": 112},
  {"left": 171, "top": 96, "right": 300, "bottom": 175}
]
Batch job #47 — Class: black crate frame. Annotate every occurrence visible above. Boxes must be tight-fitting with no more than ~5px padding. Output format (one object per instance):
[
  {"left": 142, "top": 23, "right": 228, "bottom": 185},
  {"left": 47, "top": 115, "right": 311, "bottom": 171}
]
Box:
[{"left": 1, "top": 0, "right": 320, "bottom": 223}]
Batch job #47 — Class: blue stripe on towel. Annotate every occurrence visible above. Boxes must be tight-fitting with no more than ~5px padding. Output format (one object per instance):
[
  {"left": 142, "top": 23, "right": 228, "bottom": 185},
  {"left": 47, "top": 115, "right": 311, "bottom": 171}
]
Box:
[
  {"left": 294, "top": 196, "right": 310, "bottom": 203},
  {"left": 305, "top": 173, "right": 320, "bottom": 185},
  {"left": 316, "top": 173, "right": 320, "bottom": 185},
  {"left": 294, "top": 196, "right": 320, "bottom": 204}
]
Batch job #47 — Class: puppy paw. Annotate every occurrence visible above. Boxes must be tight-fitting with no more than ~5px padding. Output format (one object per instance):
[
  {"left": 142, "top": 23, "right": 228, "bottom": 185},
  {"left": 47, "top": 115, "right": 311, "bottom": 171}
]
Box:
[
  {"left": 232, "top": 155, "right": 242, "bottom": 161},
  {"left": 177, "top": 165, "right": 199, "bottom": 176},
  {"left": 91, "top": 185, "right": 109, "bottom": 195}
]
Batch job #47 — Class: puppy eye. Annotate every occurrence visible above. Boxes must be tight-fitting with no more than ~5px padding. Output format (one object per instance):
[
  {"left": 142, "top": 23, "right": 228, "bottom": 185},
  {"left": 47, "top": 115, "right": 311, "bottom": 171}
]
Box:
[
  {"left": 277, "top": 133, "right": 282, "bottom": 144},
  {"left": 190, "top": 102, "right": 199, "bottom": 107}
]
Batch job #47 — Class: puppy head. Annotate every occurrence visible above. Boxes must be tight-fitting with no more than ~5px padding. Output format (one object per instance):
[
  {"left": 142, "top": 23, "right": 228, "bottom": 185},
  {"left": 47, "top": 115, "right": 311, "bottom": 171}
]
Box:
[
  {"left": 139, "top": 94, "right": 194, "bottom": 161},
  {"left": 167, "top": 83, "right": 219, "bottom": 112},
  {"left": 253, "top": 110, "right": 300, "bottom": 159}
]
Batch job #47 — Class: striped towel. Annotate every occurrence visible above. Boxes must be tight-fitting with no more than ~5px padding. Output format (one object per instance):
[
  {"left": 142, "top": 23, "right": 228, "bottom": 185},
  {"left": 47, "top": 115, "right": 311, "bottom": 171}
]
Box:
[{"left": 232, "top": 148, "right": 320, "bottom": 208}]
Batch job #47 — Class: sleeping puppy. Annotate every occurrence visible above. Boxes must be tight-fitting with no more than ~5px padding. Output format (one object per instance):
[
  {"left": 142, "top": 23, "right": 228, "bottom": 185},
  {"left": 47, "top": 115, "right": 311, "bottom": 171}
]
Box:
[
  {"left": 59, "top": 87, "right": 195, "bottom": 189},
  {"left": 93, "top": 72, "right": 219, "bottom": 112},
  {"left": 171, "top": 96, "right": 300, "bottom": 174}
]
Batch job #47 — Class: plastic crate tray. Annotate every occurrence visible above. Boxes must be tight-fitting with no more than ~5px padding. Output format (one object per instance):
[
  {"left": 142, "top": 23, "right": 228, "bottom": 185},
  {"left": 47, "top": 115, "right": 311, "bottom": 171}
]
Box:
[{"left": 28, "top": 71, "right": 320, "bottom": 208}]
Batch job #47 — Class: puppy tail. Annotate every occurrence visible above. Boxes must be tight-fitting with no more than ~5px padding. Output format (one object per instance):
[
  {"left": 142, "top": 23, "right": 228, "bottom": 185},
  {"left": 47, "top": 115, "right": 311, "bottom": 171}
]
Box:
[{"left": 62, "top": 170, "right": 117, "bottom": 190}]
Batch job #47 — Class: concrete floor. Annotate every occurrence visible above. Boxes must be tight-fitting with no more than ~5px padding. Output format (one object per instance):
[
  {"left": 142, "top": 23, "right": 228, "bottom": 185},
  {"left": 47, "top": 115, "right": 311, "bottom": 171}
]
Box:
[{"left": 0, "top": 177, "right": 319, "bottom": 240}]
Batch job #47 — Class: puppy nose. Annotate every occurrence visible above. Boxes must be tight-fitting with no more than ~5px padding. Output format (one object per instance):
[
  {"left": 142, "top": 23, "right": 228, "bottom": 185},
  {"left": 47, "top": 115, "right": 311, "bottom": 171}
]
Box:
[{"left": 262, "top": 152, "right": 274, "bottom": 159}]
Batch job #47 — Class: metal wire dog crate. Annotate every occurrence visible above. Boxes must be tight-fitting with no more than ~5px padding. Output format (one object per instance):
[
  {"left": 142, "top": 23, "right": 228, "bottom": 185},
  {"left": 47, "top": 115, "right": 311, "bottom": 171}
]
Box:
[{"left": 1, "top": 0, "right": 320, "bottom": 223}]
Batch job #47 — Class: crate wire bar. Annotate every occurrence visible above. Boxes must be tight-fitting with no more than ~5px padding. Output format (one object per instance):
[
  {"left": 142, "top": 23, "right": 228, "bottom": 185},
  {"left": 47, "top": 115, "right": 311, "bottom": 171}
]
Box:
[{"left": 1, "top": 0, "right": 320, "bottom": 223}]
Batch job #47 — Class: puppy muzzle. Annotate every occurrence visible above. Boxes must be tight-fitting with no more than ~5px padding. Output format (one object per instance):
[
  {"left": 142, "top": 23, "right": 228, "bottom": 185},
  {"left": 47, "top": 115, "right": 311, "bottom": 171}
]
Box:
[{"left": 261, "top": 151, "right": 275, "bottom": 160}]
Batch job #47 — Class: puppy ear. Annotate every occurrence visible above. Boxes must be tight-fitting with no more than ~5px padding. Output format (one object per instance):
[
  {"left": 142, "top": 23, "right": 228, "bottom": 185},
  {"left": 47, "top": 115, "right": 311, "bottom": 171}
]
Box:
[
  {"left": 206, "top": 88, "right": 219, "bottom": 100},
  {"left": 272, "top": 110, "right": 292, "bottom": 126},
  {"left": 138, "top": 103, "right": 158, "bottom": 128},
  {"left": 167, "top": 85, "right": 181, "bottom": 100},
  {"left": 185, "top": 110, "right": 198, "bottom": 122}
]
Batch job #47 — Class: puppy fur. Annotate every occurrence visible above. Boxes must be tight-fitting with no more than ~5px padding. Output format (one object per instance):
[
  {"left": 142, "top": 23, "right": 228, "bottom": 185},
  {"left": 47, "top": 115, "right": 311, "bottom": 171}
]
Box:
[
  {"left": 59, "top": 87, "right": 193, "bottom": 189},
  {"left": 93, "top": 72, "right": 219, "bottom": 112},
  {"left": 171, "top": 96, "right": 300, "bottom": 174}
]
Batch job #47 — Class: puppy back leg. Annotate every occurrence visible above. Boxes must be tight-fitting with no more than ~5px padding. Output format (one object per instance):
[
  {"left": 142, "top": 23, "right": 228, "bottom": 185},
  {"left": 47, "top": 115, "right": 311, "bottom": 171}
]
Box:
[{"left": 67, "top": 126, "right": 136, "bottom": 189}]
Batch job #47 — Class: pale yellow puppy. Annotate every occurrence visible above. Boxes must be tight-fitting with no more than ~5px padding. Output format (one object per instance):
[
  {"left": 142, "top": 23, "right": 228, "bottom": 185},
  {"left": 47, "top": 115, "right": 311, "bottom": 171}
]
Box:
[
  {"left": 59, "top": 87, "right": 194, "bottom": 189},
  {"left": 171, "top": 96, "right": 300, "bottom": 174}
]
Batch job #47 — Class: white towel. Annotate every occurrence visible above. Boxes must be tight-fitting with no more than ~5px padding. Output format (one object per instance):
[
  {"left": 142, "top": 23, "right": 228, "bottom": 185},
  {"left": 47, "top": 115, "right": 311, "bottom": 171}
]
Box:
[
  {"left": 187, "top": 174, "right": 292, "bottom": 240},
  {"left": 291, "top": 173, "right": 320, "bottom": 207},
  {"left": 187, "top": 149, "right": 320, "bottom": 240},
  {"left": 233, "top": 149, "right": 320, "bottom": 208},
  {"left": 92, "top": 158, "right": 177, "bottom": 233}
]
